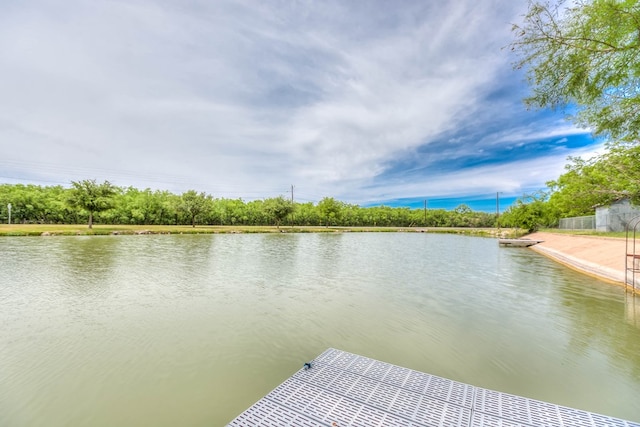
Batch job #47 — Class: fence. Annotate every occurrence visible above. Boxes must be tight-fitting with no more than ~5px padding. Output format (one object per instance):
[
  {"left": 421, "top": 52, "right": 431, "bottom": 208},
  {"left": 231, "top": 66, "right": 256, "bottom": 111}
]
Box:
[
  {"left": 558, "top": 215, "right": 595, "bottom": 230},
  {"left": 596, "top": 212, "right": 640, "bottom": 232},
  {"left": 596, "top": 200, "right": 640, "bottom": 232}
]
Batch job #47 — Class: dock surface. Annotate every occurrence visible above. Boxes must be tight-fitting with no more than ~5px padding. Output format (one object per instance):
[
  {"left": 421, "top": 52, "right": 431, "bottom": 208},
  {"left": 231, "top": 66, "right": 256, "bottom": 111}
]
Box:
[{"left": 228, "top": 348, "right": 639, "bottom": 427}]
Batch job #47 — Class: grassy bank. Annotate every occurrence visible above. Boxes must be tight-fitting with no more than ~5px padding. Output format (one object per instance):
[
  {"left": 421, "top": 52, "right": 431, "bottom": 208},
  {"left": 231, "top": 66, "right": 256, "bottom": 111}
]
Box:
[{"left": 0, "top": 224, "right": 526, "bottom": 237}]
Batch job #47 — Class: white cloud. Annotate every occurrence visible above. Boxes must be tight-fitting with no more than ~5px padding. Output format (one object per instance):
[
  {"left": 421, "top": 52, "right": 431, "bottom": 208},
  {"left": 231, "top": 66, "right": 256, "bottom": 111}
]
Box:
[{"left": 0, "top": 0, "right": 602, "bottom": 204}]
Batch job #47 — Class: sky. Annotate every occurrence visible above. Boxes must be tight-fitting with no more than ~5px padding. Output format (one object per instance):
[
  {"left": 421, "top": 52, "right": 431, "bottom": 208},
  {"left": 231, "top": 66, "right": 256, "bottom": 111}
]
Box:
[{"left": 0, "top": 0, "right": 604, "bottom": 212}]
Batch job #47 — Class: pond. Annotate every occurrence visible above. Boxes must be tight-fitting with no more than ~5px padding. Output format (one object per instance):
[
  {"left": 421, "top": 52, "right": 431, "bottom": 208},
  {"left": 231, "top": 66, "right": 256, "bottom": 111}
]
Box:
[{"left": 1, "top": 233, "right": 639, "bottom": 425}]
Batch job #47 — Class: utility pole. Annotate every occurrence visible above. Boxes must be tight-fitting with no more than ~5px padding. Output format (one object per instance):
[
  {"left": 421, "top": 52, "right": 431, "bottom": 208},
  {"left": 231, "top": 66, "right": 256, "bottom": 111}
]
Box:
[
  {"left": 496, "top": 192, "right": 502, "bottom": 229},
  {"left": 424, "top": 200, "right": 427, "bottom": 225},
  {"left": 7, "top": 203, "right": 11, "bottom": 225},
  {"left": 290, "top": 185, "right": 295, "bottom": 227}
]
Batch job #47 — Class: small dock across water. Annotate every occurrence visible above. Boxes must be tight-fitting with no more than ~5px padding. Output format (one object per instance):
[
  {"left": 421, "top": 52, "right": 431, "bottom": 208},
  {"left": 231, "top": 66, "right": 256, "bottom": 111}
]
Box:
[
  {"left": 498, "top": 239, "right": 544, "bottom": 247},
  {"left": 228, "top": 348, "right": 639, "bottom": 426}
]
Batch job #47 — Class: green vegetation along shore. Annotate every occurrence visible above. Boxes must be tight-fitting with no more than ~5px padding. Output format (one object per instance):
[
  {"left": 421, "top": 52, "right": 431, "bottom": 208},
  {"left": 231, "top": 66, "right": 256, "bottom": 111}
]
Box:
[
  {"left": 0, "top": 181, "right": 501, "bottom": 230},
  {"left": 0, "top": 224, "right": 524, "bottom": 237}
]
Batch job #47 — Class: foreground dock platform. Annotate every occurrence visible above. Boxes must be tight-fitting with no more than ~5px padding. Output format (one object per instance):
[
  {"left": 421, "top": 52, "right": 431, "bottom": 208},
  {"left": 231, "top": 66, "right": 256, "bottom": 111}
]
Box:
[{"left": 228, "top": 348, "right": 639, "bottom": 427}]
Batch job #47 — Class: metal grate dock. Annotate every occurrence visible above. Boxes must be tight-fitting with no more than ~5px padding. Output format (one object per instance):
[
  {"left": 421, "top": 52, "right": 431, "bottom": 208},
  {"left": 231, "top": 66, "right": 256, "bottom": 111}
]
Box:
[{"left": 228, "top": 348, "right": 640, "bottom": 427}]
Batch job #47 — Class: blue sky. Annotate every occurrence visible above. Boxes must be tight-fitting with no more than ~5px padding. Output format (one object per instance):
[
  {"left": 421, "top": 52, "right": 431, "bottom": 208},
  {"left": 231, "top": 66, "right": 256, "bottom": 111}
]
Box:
[{"left": 0, "top": 0, "right": 604, "bottom": 212}]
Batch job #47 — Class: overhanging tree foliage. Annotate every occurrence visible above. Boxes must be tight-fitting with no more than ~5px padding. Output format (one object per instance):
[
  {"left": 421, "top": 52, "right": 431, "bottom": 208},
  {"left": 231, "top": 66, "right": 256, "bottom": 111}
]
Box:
[{"left": 510, "top": 0, "right": 640, "bottom": 142}]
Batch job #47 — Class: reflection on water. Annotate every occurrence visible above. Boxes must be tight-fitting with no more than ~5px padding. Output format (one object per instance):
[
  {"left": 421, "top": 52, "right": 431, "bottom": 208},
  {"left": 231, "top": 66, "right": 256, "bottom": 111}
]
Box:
[
  {"left": 1, "top": 233, "right": 639, "bottom": 426},
  {"left": 626, "top": 293, "right": 640, "bottom": 328}
]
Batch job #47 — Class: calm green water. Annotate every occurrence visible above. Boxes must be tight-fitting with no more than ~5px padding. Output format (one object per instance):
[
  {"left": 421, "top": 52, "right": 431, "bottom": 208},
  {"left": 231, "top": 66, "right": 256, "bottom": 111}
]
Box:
[{"left": 1, "top": 233, "right": 639, "bottom": 426}]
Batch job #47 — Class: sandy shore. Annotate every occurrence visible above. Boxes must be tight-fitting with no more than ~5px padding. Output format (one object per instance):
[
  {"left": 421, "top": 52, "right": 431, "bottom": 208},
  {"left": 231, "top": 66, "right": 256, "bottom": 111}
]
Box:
[{"left": 525, "top": 232, "right": 636, "bottom": 291}]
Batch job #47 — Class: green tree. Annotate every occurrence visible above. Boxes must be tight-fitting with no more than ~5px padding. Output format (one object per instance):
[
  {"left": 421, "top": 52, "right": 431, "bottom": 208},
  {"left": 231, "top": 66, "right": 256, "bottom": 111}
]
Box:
[
  {"left": 317, "top": 197, "right": 344, "bottom": 227},
  {"left": 180, "top": 190, "right": 211, "bottom": 227},
  {"left": 293, "top": 202, "right": 320, "bottom": 226},
  {"left": 46, "top": 185, "right": 73, "bottom": 223},
  {"left": 510, "top": 0, "right": 640, "bottom": 142},
  {"left": 68, "top": 180, "right": 118, "bottom": 228},
  {"left": 3, "top": 184, "right": 48, "bottom": 224},
  {"left": 113, "top": 187, "right": 168, "bottom": 225},
  {"left": 157, "top": 191, "right": 181, "bottom": 225},
  {"left": 547, "top": 143, "right": 640, "bottom": 215},
  {"left": 263, "top": 196, "right": 294, "bottom": 228},
  {"left": 451, "top": 204, "right": 473, "bottom": 227},
  {"left": 500, "top": 191, "right": 556, "bottom": 232}
]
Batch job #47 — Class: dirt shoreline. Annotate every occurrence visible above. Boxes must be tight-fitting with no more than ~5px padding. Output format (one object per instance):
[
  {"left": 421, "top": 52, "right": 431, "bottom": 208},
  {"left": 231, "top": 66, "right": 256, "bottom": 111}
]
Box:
[{"left": 525, "top": 231, "right": 638, "bottom": 292}]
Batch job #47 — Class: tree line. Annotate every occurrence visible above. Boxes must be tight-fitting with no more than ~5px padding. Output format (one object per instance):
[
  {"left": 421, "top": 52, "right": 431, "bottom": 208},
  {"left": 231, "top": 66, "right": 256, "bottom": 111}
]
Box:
[{"left": 0, "top": 181, "right": 499, "bottom": 228}]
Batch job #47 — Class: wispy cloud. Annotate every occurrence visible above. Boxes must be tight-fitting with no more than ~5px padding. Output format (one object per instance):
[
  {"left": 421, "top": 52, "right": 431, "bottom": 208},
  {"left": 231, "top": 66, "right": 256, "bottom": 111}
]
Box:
[{"left": 0, "top": 0, "right": 601, "bottom": 207}]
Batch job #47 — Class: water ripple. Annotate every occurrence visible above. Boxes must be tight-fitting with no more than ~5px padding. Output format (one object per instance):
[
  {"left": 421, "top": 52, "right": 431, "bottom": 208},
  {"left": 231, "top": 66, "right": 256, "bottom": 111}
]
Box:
[{"left": 1, "top": 233, "right": 639, "bottom": 425}]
